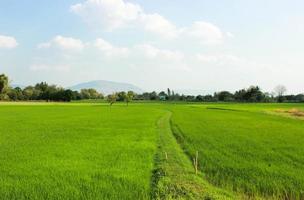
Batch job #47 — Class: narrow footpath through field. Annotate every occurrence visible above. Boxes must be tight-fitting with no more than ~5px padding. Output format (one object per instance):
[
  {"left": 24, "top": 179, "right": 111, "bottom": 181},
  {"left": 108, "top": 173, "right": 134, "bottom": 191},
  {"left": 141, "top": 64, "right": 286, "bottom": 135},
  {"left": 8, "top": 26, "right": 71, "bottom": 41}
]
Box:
[{"left": 151, "top": 111, "right": 235, "bottom": 200}]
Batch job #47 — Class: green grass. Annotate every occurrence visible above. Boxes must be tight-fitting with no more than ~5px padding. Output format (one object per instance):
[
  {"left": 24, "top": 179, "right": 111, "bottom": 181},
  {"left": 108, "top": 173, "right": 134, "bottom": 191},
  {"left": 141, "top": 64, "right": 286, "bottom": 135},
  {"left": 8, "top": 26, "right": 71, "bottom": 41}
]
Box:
[
  {"left": 0, "top": 104, "right": 165, "bottom": 199},
  {"left": 1, "top": 102, "right": 304, "bottom": 199},
  {"left": 152, "top": 111, "right": 235, "bottom": 200},
  {"left": 170, "top": 103, "right": 304, "bottom": 199}
]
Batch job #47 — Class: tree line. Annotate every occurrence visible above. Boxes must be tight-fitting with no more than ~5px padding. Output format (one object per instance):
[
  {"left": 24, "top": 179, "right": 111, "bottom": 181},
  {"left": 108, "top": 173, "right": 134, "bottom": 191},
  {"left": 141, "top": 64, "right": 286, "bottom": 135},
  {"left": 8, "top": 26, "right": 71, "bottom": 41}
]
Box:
[
  {"left": 133, "top": 86, "right": 303, "bottom": 103},
  {"left": 0, "top": 74, "right": 103, "bottom": 102},
  {"left": 1, "top": 74, "right": 303, "bottom": 103}
]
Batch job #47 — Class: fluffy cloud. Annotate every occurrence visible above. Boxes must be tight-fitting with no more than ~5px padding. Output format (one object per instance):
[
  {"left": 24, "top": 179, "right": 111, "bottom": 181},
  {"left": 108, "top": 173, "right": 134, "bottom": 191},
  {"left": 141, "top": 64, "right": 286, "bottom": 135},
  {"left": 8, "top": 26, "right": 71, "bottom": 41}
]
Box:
[
  {"left": 38, "top": 35, "right": 85, "bottom": 51},
  {"left": 93, "top": 38, "right": 184, "bottom": 61},
  {"left": 94, "top": 38, "right": 129, "bottom": 57},
  {"left": 183, "top": 22, "right": 225, "bottom": 45},
  {"left": 0, "top": 35, "right": 18, "bottom": 49},
  {"left": 30, "top": 64, "right": 71, "bottom": 72},
  {"left": 139, "top": 13, "right": 179, "bottom": 39},
  {"left": 70, "top": 0, "right": 142, "bottom": 31},
  {"left": 71, "top": 0, "right": 228, "bottom": 43}
]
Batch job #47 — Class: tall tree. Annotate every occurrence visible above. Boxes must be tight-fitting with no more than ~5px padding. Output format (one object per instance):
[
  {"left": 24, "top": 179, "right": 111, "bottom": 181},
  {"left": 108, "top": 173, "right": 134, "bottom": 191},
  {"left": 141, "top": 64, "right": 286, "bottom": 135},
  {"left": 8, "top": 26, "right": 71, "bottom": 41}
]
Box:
[
  {"left": 0, "top": 74, "right": 9, "bottom": 94},
  {"left": 167, "top": 88, "right": 171, "bottom": 98},
  {"left": 274, "top": 85, "right": 287, "bottom": 97},
  {"left": 125, "top": 91, "right": 134, "bottom": 106},
  {"left": 107, "top": 93, "right": 117, "bottom": 106},
  {"left": 0, "top": 74, "right": 9, "bottom": 100},
  {"left": 274, "top": 85, "right": 287, "bottom": 103}
]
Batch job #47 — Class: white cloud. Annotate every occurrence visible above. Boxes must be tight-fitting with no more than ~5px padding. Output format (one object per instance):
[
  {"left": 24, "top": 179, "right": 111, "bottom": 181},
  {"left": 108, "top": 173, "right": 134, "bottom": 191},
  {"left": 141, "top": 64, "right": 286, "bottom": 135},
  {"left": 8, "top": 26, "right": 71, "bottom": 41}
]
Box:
[
  {"left": 30, "top": 64, "right": 71, "bottom": 72},
  {"left": 94, "top": 38, "right": 129, "bottom": 57},
  {"left": 183, "top": 21, "right": 225, "bottom": 45},
  {"left": 38, "top": 35, "right": 85, "bottom": 51},
  {"left": 93, "top": 38, "right": 183, "bottom": 61},
  {"left": 0, "top": 35, "right": 18, "bottom": 49},
  {"left": 70, "top": 0, "right": 229, "bottom": 43},
  {"left": 139, "top": 13, "right": 179, "bottom": 39},
  {"left": 70, "top": 0, "right": 142, "bottom": 31}
]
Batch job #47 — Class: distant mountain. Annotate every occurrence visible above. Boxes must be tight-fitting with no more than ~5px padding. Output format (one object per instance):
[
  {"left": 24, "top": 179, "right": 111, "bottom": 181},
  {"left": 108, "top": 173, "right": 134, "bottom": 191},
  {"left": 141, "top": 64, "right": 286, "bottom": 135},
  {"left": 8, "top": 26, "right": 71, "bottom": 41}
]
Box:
[{"left": 69, "top": 80, "right": 144, "bottom": 95}]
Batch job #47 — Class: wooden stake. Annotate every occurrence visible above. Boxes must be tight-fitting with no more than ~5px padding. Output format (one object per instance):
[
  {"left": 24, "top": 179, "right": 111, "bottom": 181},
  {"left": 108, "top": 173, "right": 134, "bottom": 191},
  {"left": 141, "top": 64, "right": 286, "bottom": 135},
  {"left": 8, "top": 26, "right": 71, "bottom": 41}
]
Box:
[{"left": 194, "top": 151, "right": 198, "bottom": 175}]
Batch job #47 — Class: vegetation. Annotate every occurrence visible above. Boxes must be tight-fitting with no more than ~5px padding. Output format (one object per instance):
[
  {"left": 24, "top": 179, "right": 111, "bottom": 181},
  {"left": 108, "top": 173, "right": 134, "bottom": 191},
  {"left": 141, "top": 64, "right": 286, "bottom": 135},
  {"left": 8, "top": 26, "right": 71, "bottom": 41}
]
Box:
[
  {"left": 1, "top": 74, "right": 303, "bottom": 103},
  {"left": 152, "top": 111, "right": 235, "bottom": 200},
  {"left": 170, "top": 103, "right": 304, "bottom": 199},
  {"left": 1, "top": 73, "right": 304, "bottom": 199},
  {"left": 1, "top": 102, "right": 304, "bottom": 199},
  {"left": 0, "top": 74, "right": 104, "bottom": 102},
  {"left": 0, "top": 104, "right": 165, "bottom": 199}
]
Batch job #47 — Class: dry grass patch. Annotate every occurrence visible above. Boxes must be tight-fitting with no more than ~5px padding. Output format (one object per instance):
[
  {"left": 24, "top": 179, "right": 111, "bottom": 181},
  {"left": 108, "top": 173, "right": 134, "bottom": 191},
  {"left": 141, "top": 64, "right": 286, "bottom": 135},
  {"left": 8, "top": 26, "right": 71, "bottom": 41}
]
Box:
[{"left": 275, "top": 108, "right": 304, "bottom": 117}]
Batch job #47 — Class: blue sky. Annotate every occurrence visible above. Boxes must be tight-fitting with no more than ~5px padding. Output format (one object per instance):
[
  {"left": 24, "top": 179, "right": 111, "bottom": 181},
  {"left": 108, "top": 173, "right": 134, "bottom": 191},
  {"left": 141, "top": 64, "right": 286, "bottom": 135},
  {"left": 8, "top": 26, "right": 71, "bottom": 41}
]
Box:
[{"left": 1, "top": 0, "right": 304, "bottom": 94}]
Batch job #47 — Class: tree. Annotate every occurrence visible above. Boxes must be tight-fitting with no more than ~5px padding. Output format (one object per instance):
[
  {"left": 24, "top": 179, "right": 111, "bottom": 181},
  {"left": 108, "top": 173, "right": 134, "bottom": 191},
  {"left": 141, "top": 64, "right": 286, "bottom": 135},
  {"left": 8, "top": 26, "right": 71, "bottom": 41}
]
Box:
[
  {"left": 80, "top": 89, "right": 91, "bottom": 99},
  {"left": 274, "top": 85, "right": 287, "bottom": 103},
  {"left": 149, "top": 91, "right": 158, "bottom": 100},
  {"left": 215, "top": 91, "right": 234, "bottom": 102},
  {"left": 0, "top": 74, "right": 9, "bottom": 100},
  {"left": 87, "top": 88, "right": 103, "bottom": 99},
  {"left": 0, "top": 74, "right": 9, "bottom": 93},
  {"left": 61, "top": 89, "right": 73, "bottom": 102},
  {"left": 125, "top": 91, "right": 134, "bottom": 106},
  {"left": 8, "top": 87, "right": 24, "bottom": 101},
  {"left": 196, "top": 95, "right": 203, "bottom": 102},
  {"left": 117, "top": 91, "right": 126, "bottom": 101},
  {"left": 167, "top": 88, "right": 171, "bottom": 98},
  {"left": 107, "top": 93, "right": 117, "bottom": 106}
]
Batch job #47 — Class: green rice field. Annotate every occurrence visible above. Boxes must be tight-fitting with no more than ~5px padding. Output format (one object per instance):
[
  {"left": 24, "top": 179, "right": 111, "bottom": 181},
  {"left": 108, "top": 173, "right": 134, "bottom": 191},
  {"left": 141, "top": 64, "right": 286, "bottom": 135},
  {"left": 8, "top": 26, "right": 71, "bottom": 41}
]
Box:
[{"left": 0, "top": 102, "right": 304, "bottom": 199}]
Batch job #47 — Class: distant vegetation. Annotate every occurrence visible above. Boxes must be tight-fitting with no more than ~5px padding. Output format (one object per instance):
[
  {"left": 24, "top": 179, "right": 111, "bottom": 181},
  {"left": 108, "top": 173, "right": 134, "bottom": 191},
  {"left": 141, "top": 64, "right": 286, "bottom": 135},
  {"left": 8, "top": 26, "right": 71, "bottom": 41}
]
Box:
[
  {"left": 1, "top": 74, "right": 303, "bottom": 103},
  {"left": 0, "top": 74, "right": 104, "bottom": 102}
]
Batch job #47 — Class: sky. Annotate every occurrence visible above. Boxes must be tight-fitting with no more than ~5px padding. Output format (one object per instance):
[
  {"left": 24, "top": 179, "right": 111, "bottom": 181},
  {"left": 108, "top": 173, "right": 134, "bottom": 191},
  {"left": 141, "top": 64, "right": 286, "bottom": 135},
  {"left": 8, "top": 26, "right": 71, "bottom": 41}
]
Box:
[{"left": 0, "top": 0, "right": 304, "bottom": 94}]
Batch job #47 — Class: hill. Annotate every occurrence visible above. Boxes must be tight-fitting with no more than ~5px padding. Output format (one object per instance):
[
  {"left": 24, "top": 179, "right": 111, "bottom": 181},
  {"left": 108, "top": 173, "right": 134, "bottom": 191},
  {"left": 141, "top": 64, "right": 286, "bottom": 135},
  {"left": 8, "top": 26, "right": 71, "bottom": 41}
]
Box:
[{"left": 69, "top": 80, "right": 144, "bottom": 95}]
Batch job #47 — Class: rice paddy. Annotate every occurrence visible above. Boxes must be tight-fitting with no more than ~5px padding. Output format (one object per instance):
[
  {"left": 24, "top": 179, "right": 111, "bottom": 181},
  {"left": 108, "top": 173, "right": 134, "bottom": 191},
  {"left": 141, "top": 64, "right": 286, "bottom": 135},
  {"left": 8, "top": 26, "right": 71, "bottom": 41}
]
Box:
[{"left": 1, "top": 102, "right": 304, "bottom": 199}]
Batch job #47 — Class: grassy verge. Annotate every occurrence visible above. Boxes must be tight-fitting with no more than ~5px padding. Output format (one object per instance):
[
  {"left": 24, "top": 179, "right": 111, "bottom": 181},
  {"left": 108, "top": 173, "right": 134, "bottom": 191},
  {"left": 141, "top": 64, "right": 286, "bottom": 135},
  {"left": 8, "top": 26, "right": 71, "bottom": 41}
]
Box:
[{"left": 151, "top": 111, "right": 236, "bottom": 200}]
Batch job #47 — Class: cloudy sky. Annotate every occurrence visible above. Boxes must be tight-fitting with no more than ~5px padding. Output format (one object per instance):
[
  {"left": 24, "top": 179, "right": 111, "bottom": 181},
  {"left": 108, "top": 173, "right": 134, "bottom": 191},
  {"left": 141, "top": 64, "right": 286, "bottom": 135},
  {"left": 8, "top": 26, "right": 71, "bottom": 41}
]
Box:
[{"left": 0, "top": 0, "right": 304, "bottom": 94}]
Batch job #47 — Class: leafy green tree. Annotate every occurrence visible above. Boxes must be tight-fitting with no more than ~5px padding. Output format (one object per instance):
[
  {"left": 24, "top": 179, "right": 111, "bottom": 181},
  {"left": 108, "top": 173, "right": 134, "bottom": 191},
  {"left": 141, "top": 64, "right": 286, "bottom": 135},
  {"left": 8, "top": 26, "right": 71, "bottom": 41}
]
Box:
[
  {"left": 80, "top": 89, "right": 90, "bottom": 99},
  {"left": 8, "top": 87, "right": 24, "bottom": 101},
  {"left": 23, "top": 86, "right": 40, "bottom": 100},
  {"left": 87, "top": 88, "right": 103, "bottom": 99},
  {"left": 117, "top": 91, "right": 126, "bottom": 101},
  {"left": 80, "top": 88, "right": 103, "bottom": 99},
  {"left": 0, "top": 74, "right": 9, "bottom": 100},
  {"left": 0, "top": 74, "right": 9, "bottom": 93},
  {"left": 107, "top": 93, "right": 117, "bottom": 106},
  {"left": 235, "top": 86, "right": 265, "bottom": 102},
  {"left": 125, "top": 91, "right": 134, "bottom": 106},
  {"left": 215, "top": 91, "right": 234, "bottom": 102}
]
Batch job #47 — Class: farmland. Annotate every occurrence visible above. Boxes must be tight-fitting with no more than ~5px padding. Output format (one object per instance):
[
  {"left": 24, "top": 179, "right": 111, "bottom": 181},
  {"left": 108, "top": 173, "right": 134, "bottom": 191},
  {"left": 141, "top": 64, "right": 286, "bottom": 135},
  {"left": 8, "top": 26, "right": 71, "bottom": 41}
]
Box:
[
  {"left": 170, "top": 103, "right": 304, "bottom": 199},
  {"left": 0, "top": 104, "right": 165, "bottom": 199},
  {"left": 0, "top": 102, "right": 304, "bottom": 199}
]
